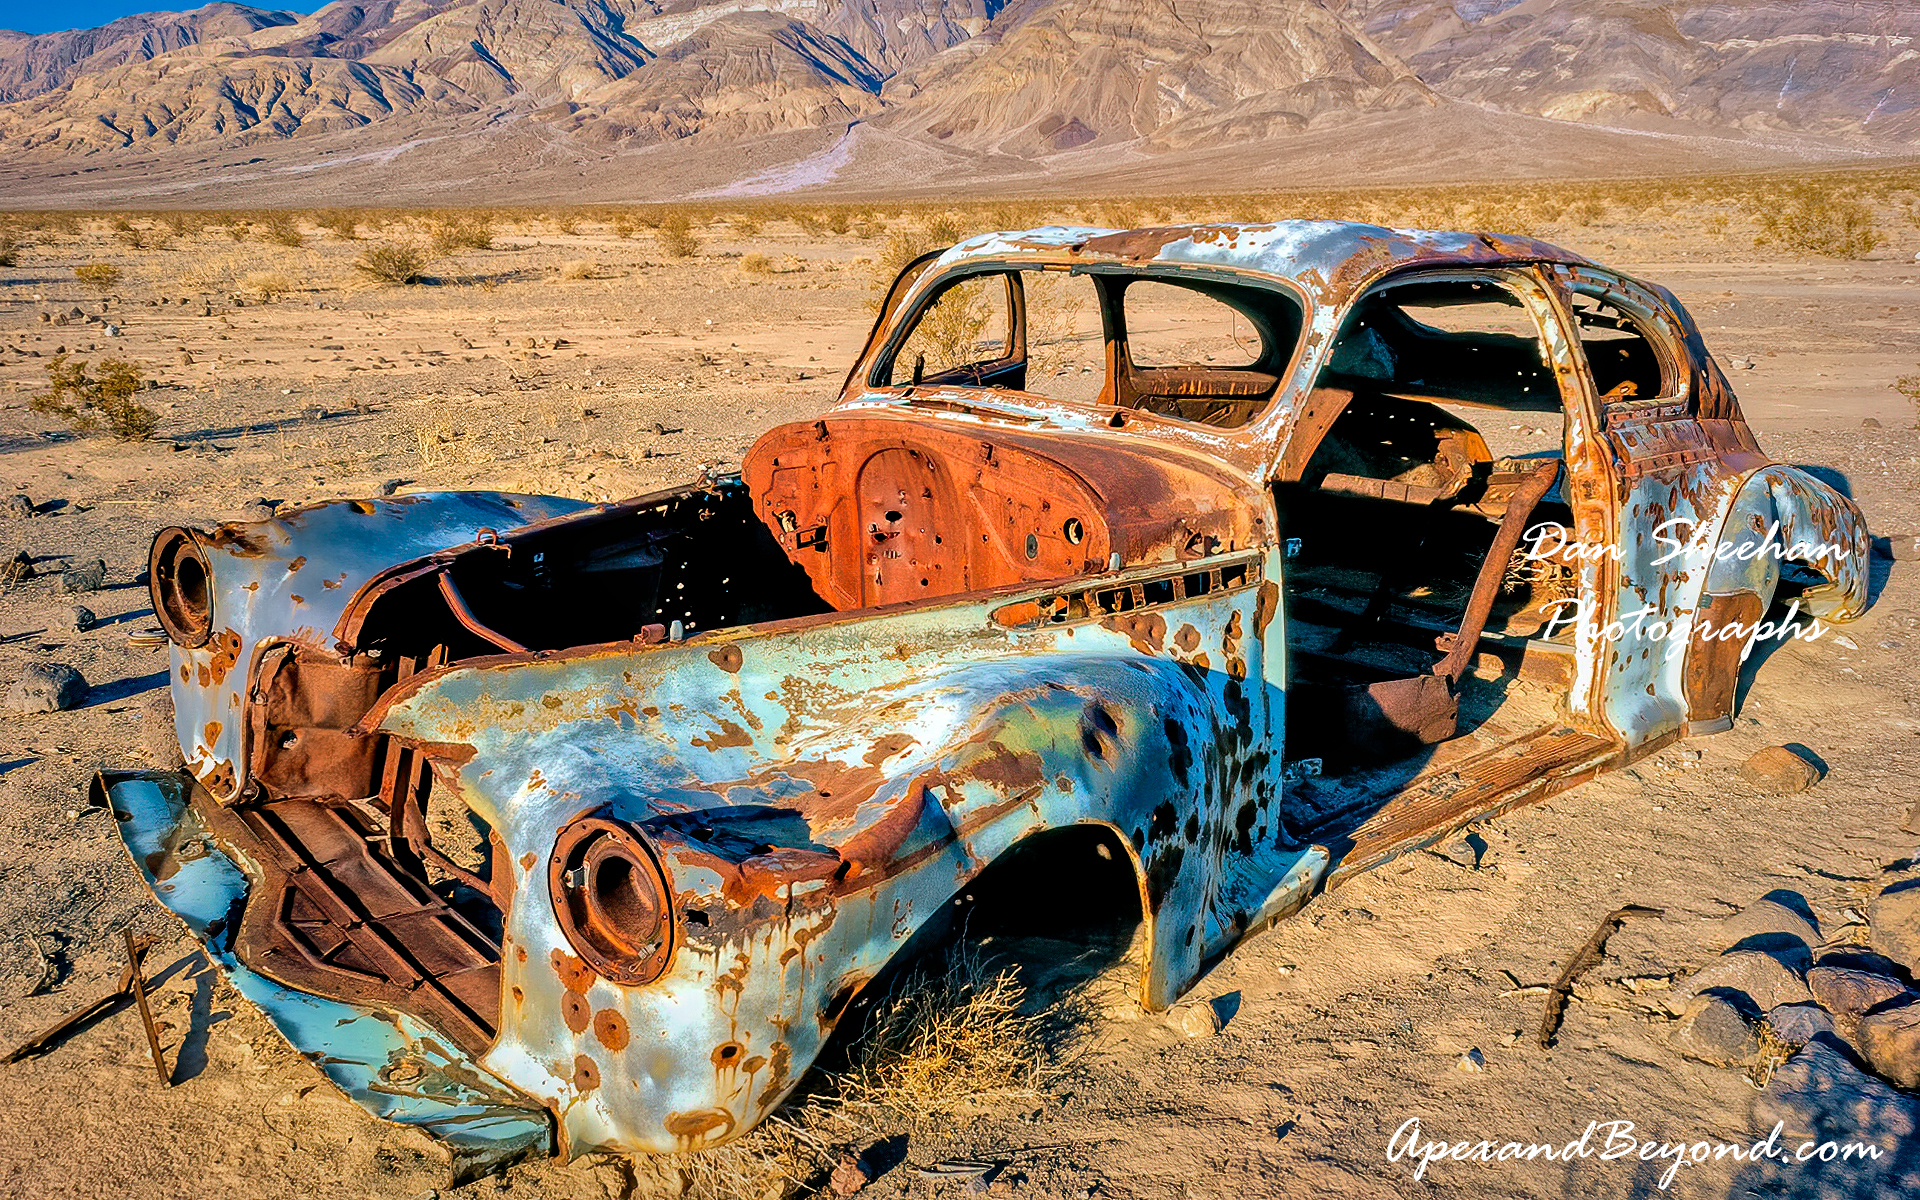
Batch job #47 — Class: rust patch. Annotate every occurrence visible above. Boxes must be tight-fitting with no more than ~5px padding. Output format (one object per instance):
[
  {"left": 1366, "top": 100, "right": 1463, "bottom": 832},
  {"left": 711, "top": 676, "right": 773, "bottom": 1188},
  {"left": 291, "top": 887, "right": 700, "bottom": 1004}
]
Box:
[
  {"left": 665, "top": 1108, "right": 735, "bottom": 1142},
  {"left": 1254, "top": 579, "right": 1280, "bottom": 638},
  {"left": 593, "top": 1007, "right": 630, "bottom": 1052},
  {"left": 562, "top": 990, "right": 591, "bottom": 1034},
  {"left": 520, "top": 852, "right": 537, "bottom": 873},
  {"left": 691, "top": 719, "right": 753, "bottom": 751},
  {"left": 203, "top": 721, "right": 222, "bottom": 745},
  {"left": 551, "top": 947, "right": 596, "bottom": 993},
  {"left": 287, "top": 555, "right": 307, "bottom": 573},
  {"left": 712, "top": 1041, "right": 747, "bottom": 1069},
  {"left": 206, "top": 628, "right": 242, "bottom": 686},
  {"left": 1102, "top": 611, "right": 1167, "bottom": 655},
  {"left": 967, "top": 741, "right": 1046, "bottom": 792},
  {"left": 864, "top": 732, "right": 917, "bottom": 766},
  {"left": 707, "top": 644, "right": 743, "bottom": 673},
  {"left": 1173, "top": 623, "right": 1201, "bottom": 653},
  {"left": 573, "top": 1054, "right": 600, "bottom": 1093}
]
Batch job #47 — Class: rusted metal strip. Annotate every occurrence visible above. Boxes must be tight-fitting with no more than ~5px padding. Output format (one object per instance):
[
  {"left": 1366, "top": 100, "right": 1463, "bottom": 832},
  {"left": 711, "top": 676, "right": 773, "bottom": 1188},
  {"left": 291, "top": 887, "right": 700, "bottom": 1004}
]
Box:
[
  {"left": 1538, "top": 905, "right": 1664, "bottom": 1049},
  {"left": 3, "top": 934, "right": 154, "bottom": 1064},
  {"left": 125, "top": 928, "right": 171, "bottom": 1086},
  {"left": 436, "top": 572, "right": 528, "bottom": 654},
  {"left": 1435, "top": 459, "right": 1561, "bottom": 685}
]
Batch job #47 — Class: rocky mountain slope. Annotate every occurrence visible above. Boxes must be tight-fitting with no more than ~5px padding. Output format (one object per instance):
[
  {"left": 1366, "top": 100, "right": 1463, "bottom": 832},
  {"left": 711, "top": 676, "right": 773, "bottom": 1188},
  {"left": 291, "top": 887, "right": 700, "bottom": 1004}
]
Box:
[{"left": 0, "top": 0, "right": 1912, "bottom": 201}]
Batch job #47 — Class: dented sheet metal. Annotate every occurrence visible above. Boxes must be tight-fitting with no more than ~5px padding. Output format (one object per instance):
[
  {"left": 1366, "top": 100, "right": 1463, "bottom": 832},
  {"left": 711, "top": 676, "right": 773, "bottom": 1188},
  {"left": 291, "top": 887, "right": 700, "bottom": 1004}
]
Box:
[{"left": 98, "top": 770, "right": 553, "bottom": 1180}]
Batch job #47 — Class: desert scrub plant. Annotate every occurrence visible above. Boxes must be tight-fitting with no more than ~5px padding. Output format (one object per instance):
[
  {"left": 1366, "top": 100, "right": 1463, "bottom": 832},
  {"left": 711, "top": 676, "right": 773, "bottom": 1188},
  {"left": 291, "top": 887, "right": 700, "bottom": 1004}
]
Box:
[
  {"left": 354, "top": 240, "right": 430, "bottom": 285},
  {"left": 242, "top": 270, "right": 296, "bottom": 302},
  {"left": 0, "top": 233, "right": 18, "bottom": 267},
  {"left": 1895, "top": 372, "right": 1920, "bottom": 423},
  {"left": 429, "top": 213, "right": 495, "bottom": 255},
  {"left": 30, "top": 353, "right": 157, "bottom": 440},
  {"left": 1753, "top": 184, "right": 1883, "bottom": 258},
  {"left": 740, "top": 252, "right": 771, "bottom": 275},
  {"left": 258, "top": 213, "right": 305, "bottom": 247},
  {"left": 316, "top": 209, "right": 361, "bottom": 240},
  {"left": 74, "top": 262, "right": 121, "bottom": 291},
  {"left": 558, "top": 259, "right": 598, "bottom": 280},
  {"left": 656, "top": 212, "right": 699, "bottom": 257}
]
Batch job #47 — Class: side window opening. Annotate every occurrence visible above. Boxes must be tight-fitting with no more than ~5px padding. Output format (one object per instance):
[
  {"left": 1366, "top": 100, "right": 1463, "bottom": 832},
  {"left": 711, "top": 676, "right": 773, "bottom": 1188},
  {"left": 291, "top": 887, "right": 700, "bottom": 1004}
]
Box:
[
  {"left": 1568, "top": 288, "right": 1678, "bottom": 413},
  {"left": 1113, "top": 276, "right": 1301, "bottom": 429},
  {"left": 887, "top": 273, "right": 1017, "bottom": 387}
]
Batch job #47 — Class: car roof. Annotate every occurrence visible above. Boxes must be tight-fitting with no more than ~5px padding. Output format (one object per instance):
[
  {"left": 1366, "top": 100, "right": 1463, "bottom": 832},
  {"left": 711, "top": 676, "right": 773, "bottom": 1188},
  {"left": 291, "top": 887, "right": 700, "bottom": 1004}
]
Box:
[{"left": 932, "top": 219, "right": 1596, "bottom": 308}]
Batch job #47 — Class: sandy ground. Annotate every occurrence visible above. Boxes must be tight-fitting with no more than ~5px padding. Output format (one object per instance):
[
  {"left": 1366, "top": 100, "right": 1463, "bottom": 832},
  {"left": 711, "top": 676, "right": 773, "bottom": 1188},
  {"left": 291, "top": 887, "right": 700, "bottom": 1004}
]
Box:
[{"left": 0, "top": 214, "right": 1917, "bottom": 1200}]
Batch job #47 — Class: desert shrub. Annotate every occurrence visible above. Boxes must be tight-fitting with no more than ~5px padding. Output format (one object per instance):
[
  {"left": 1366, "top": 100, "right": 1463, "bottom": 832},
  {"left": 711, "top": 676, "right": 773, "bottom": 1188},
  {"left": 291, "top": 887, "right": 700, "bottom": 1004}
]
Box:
[
  {"left": 354, "top": 241, "right": 429, "bottom": 285},
  {"left": 258, "top": 213, "right": 305, "bottom": 247},
  {"left": 30, "top": 353, "right": 157, "bottom": 440},
  {"left": 1896, "top": 372, "right": 1920, "bottom": 423},
  {"left": 161, "top": 211, "right": 206, "bottom": 238},
  {"left": 551, "top": 210, "right": 580, "bottom": 235},
  {"left": 0, "top": 234, "right": 18, "bottom": 267},
  {"left": 559, "top": 259, "right": 598, "bottom": 280},
  {"left": 74, "top": 263, "right": 121, "bottom": 290},
  {"left": 429, "top": 212, "right": 495, "bottom": 254},
  {"left": 826, "top": 207, "right": 852, "bottom": 236},
  {"left": 730, "top": 214, "right": 763, "bottom": 238},
  {"left": 792, "top": 208, "right": 827, "bottom": 235},
  {"left": 1753, "top": 185, "right": 1883, "bottom": 258},
  {"left": 316, "top": 209, "right": 361, "bottom": 240},
  {"left": 656, "top": 212, "right": 699, "bottom": 257},
  {"left": 242, "top": 270, "right": 296, "bottom": 301},
  {"left": 740, "top": 252, "right": 771, "bottom": 275},
  {"left": 111, "top": 217, "right": 151, "bottom": 249}
]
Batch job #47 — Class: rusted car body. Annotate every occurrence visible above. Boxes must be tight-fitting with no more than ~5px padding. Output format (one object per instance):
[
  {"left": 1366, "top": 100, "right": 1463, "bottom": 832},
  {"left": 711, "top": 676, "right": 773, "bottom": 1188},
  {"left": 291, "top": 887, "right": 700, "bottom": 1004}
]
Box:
[{"left": 102, "top": 221, "right": 1871, "bottom": 1174}]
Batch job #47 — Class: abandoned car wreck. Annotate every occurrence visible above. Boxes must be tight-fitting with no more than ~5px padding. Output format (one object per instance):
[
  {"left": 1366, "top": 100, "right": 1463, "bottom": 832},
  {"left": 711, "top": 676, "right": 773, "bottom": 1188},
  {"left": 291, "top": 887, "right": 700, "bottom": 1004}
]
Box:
[{"left": 100, "top": 220, "right": 1872, "bottom": 1174}]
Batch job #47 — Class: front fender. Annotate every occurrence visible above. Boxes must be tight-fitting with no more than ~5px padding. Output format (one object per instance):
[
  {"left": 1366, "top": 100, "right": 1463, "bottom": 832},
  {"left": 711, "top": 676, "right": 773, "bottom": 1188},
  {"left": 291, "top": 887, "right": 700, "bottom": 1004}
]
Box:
[{"left": 371, "top": 559, "right": 1298, "bottom": 1154}]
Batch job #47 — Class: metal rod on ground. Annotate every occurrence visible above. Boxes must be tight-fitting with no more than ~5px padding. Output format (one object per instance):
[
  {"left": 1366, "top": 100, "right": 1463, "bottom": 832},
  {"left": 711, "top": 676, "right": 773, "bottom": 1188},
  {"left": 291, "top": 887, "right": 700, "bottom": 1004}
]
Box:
[
  {"left": 2, "top": 934, "right": 153, "bottom": 1064},
  {"left": 124, "top": 928, "right": 171, "bottom": 1086}
]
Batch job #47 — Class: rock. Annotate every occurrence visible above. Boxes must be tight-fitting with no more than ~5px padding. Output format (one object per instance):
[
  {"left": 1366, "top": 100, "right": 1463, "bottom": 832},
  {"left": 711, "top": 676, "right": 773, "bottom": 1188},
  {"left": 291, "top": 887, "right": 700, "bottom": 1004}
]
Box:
[
  {"left": 1808, "top": 965, "right": 1913, "bottom": 1039},
  {"left": 239, "top": 499, "right": 277, "bottom": 522},
  {"left": 1170, "top": 1001, "right": 1223, "bottom": 1038},
  {"left": 58, "top": 605, "right": 95, "bottom": 633},
  {"left": 6, "top": 663, "right": 87, "bottom": 713},
  {"left": 1864, "top": 417, "right": 1884, "bottom": 429},
  {"left": 1667, "top": 950, "right": 1812, "bottom": 1015},
  {"left": 1740, "top": 745, "right": 1822, "bottom": 794},
  {"left": 2, "top": 493, "right": 34, "bottom": 519},
  {"left": 1721, "top": 892, "right": 1821, "bottom": 954},
  {"left": 380, "top": 478, "right": 407, "bottom": 496},
  {"left": 1456, "top": 1047, "right": 1486, "bottom": 1072},
  {"left": 1, "top": 549, "right": 32, "bottom": 585},
  {"left": 828, "top": 1150, "right": 871, "bottom": 1196},
  {"left": 60, "top": 559, "right": 107, "bottom": 593},
  {"left": 1736, "top": 1033, "right": 1920, "bottom": 1198},
  {"left": 1858, "top": 1000, "right": 1920, "bottom": 1088},
  {"left": 1671, "top": 992, "right": 1761, "bottom": 1066},
  {"left": 1766, "top": 1003, "right": 1835, "bottom": 1044},
  {"left": 1871, "top": 881, "right": 1920, "bottom": 974}
]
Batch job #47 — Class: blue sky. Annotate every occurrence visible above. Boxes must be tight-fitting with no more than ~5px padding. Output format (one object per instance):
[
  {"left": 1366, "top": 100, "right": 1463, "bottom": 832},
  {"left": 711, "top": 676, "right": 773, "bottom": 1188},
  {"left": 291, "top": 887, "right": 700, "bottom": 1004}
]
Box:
[{"left": 0, "top": 2, "right": 328, "bottom": 36}]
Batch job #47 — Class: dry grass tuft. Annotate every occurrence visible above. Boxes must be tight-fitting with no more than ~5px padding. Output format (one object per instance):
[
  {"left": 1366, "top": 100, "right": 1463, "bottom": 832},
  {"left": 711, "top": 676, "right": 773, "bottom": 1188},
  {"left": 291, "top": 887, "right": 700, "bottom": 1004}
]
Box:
[
  {"left": 1895, "top": 371, "right": 1920, "bottom": 423},
  {"left": 259, "top": 213, "right": 305, "bottom": 248},
  {"left": 242, "top": 270, "right": 297, "bottom": 302},
  {"left": 559, "top": 259, "right": 599, "bottom": 281},
  {"left": 662, "top": 941, "right": 1077, "bottom": 1200},
  {"left": 740, "top": 252, "right": 771, "bottom": 275},
  {"left": 74, "top": 262, "right": 121, "bottom": 291},
  {"left": 1751, "top": 183, "right": 1883, "bottom": 258},
  {"left": 429, "top": 212, "right": 495, "bottom": 255}
]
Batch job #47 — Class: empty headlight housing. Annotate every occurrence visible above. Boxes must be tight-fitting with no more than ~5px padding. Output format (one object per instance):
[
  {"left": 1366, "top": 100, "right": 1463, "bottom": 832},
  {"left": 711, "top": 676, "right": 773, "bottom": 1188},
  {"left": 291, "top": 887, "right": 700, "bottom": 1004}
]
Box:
[
  {"left": 550, "top": 814, "right": 677, "bottom": 985},
  {"left": 149, "top": 527, "right": 213, "bottom": 649}
]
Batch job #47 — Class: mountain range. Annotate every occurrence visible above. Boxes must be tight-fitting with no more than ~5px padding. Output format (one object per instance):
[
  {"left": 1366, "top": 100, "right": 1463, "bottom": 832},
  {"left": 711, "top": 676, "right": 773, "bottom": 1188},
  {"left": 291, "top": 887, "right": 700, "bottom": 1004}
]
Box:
[{"left": 0, "top": 0, "right": 1913, "bottom": 205}]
